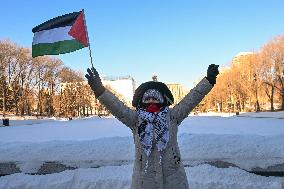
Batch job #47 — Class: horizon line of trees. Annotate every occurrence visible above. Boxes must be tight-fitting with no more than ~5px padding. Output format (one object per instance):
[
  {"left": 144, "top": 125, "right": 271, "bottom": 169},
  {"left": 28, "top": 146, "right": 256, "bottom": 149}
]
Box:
[
  {"left": 1, "top": 35, "right": 284, "bottom": 118},
  {"left": 197, "top": 35, "right": 284, "bottom": 112},
  {"left": 0, "top": 39, "right": 110, "bottom": 118}
]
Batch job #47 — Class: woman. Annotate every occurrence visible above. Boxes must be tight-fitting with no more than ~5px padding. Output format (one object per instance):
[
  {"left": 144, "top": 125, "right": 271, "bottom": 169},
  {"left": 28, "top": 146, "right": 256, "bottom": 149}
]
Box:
[{"left": 85, "top": 64, "right": 219, "bottom": 189}]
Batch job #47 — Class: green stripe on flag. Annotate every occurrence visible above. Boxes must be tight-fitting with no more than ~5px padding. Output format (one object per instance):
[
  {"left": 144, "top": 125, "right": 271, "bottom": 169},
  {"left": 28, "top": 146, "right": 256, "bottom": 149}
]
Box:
[{"left": 32, "top": 39, "right": 85, "bottom": 57}]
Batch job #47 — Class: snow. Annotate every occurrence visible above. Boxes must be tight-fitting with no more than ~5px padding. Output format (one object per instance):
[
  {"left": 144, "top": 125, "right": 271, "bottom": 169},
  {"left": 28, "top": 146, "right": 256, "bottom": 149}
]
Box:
[
  {"left": 180, "top": 134, "right": 284, "bottom": 169},
  {"left": 1, "top": 113, "right": 283, "bottom": 142},
  {"left": 1, "top": 134, "right": 284, "bottom": 171},
  {"left": 0, "top": 117, "right": 132, "bottom": 142},
  {"left": 0, "top": 165, "right": 132, "bottom": 189},
  {"left": 1, "top": 164, "right": 283, "bottom": 189},
  {"left": 239, "top": 111, "right": 284, "bottom": 119},
  {"left": 0, "top": 111, "right": 284, "bottom": 188},
  {"left": 181, "top": 115, "right": 284, "bottom": 136},
  {"left": 186, "top": 164, "right": 284, "bottom": 189}
]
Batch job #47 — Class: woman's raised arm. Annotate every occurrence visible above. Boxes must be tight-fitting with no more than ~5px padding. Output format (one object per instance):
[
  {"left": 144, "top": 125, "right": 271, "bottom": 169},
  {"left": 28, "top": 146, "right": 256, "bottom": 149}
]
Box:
[
  {"left": 170, "top": 64, "right": 219, "bottom": 126},
  {"left": 85, "top": 67, "right": 137, "bottom": 129}
]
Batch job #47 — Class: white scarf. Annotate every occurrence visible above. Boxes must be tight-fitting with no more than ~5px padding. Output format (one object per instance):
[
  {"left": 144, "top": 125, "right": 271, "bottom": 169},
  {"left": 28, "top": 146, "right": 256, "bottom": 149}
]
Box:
[{"left": 137, "top": 107, "right": 169, "bottom": 157}]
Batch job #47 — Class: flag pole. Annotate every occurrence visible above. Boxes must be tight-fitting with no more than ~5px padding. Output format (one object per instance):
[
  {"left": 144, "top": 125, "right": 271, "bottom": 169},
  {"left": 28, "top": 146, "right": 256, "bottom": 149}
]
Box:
[
  {"left": 82, "top": 9, "right": 94, "bottom": 69},
  {"left": 88, "top": 44, "right": 94, "bottom": 68}
]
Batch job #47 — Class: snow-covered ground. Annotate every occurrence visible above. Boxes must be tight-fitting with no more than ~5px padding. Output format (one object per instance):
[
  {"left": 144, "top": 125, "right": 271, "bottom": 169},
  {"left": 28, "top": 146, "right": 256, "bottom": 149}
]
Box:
[
  {"left": 1, "top": 164, "right": 284, "bottom": 189},
  {"left": 0, "top": 111, "right": 284, "bottom": 189}
]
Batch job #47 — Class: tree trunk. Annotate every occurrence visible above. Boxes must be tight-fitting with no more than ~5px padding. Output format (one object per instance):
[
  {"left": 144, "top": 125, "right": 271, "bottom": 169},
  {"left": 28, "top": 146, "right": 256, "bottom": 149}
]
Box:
[
  {"left": 15, "top": 100, "right": 19, "bottom": 115},
  {"left": 255, "top": 87, "right": 260, "bottom": 112},
  {"left": 255, "top": 100, "right": 260, "bottom": 112},
  {"left": 37, "top": 74, "right": 40, "bottom": 117},
  {"left": 77, "top": 105, "right": 80, "bottom": 117},
  {"left": 20, "top": 77, "right": 24, "bottom": 116},
  {"left": 2, "top": 79, "right": 6, "bottom": 117},
  {"left": 59, "top": 89, "right": 62, "bottom": 117},
  {"left": 47, "top": 92, "right": 52, "bottom": 117},
  {"left": 281, "top": 89, "right": 284, "bottom": 110},
  {"left": 83, "top": 105, "right": 86, "bottom": 116},
  {"left": 270, "top": 86, "right": 274, "bottom": 111}
]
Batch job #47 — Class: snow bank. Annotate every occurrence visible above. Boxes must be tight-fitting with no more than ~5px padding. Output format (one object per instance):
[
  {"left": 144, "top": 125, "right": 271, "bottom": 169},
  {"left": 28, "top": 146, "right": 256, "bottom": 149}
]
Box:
[
  {"left": 0, "top": 137, "right": 134, "bottom": 173},
  {"left": 0, "top": 133, "right": 283, "bottom": 173},
  {"left": 1, "top": 112, "right": 284, "bottom": 188},
  {"left": 180, "top": 115, "right": 284, "bottom": 136},
  {"left": 238, "top": 111, "right": 284, "bottom": 119},
  {"left": 186, "top": 164, "right": 284, "bottom": 189},
  {"left": 190, "top": 111, "right": 284, "bottom": 119},
  {"left": 0, "top": 114, "right": 284, "bottom": 173},
  {"left": 0, "top": 117, "right": 132, "bottom": 142},
  {"left": 1, "top": 164, "right": 283, "bottom": 189},
  {"left": 0, "top": 165, "right": 132, "bottom": 189},
  {"left": 1, "top": 114, "right": 284, "bottom": 143}
]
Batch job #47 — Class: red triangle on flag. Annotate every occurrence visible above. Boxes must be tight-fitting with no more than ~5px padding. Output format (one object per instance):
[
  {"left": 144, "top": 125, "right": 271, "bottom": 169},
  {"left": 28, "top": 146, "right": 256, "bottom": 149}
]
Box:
[{"left": 68, "top": 11, "right": 89, "bottom": 47}]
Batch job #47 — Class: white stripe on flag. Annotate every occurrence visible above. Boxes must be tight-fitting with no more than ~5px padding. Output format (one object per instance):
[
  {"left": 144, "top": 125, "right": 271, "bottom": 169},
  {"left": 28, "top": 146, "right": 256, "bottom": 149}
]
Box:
[{"left": 32, "top": 26, "right": 74, "bottom": 45}]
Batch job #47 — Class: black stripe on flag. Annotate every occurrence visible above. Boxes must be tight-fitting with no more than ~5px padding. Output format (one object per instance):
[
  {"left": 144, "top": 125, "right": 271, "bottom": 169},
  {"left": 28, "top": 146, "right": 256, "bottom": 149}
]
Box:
[{"left": 32, "top": 11, "right": 81, "bottom": 33}]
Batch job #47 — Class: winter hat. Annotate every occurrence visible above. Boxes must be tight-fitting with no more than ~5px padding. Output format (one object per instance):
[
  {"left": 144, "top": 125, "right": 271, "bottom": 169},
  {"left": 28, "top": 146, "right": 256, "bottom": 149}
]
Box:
[
  {"left": 132, "top": 81, "right": 174, "bottom": 107},
  {"left": 142, "top": 89, "right": 164, "bottom": 103}
]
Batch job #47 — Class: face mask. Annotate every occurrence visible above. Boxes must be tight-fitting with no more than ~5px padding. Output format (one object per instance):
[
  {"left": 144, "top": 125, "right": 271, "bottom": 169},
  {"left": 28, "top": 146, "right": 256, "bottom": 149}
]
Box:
[{"left": 146, "top": 103, "right": 161, "bottom": 113}]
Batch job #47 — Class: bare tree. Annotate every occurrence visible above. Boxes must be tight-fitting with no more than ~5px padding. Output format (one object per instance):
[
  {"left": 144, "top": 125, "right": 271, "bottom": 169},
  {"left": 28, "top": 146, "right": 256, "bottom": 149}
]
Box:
[
  {"left": 0, "top": 40, "right": 18, "bottom": 115},
  {"left": 269, "top": 36, "right": 284, "bottom": 110}
]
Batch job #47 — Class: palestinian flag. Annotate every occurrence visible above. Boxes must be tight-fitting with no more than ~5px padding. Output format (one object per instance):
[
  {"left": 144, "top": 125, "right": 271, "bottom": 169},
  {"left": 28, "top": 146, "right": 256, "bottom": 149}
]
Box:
[{"left": 32, "top": 10, "right": 89, "bottom": 58}]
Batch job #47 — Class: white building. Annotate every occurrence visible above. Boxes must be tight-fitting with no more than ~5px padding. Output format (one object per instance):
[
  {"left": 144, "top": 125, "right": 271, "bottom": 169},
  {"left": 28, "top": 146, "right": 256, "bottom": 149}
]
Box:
[{"left": 102, "top": 76, "right": 136, "bottom": 106}]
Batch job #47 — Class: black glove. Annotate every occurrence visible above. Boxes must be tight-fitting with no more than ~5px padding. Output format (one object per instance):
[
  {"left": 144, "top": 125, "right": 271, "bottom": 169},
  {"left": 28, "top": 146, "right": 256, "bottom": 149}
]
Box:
[
  {"left": 206, "top": 64, "right": 219, "bottom": 85},
  {"left": 85, "top": 67, "right": 105, "bottom": 97}
]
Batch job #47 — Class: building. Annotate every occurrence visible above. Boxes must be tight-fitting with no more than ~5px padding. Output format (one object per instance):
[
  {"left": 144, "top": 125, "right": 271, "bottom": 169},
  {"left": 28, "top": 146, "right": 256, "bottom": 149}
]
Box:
[
  {"left": 60, "top": 76, "right": 191, "bottom": 116},
  {"left": 232, "top": 52, "right": 254, "bottom": 66},
  {"left": 60, "top": 76, "right": 136, "bottom": 116},
  {"left": 102, "top": 76, "right": 136, "bottom": 106},
  {"left": 166, "top": 83, "right": 188, "bottom": 105}
]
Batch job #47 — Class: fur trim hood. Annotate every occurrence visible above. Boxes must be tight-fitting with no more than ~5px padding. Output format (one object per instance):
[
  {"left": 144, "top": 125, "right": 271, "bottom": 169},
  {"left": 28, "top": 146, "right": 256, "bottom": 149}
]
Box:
[{"left": 132, "top": 81, "right": 174, "bottom": 107}]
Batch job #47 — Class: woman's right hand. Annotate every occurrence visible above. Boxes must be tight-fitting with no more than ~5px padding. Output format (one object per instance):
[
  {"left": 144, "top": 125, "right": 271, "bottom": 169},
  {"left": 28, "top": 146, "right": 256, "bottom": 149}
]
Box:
[{"left": 85, "top": 67, "right": 105, "bottom": 97}]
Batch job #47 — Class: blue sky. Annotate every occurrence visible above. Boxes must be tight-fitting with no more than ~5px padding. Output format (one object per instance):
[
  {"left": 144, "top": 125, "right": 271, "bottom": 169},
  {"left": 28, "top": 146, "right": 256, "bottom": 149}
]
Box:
[{"left": 1, "top": 0, "right": 284, "bottom": 88}]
